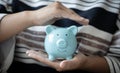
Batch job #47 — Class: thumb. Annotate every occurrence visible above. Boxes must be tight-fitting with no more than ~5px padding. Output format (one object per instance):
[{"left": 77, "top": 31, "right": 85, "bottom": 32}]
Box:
[{"left": 59, "top": 60, "right": 77, "bottom": 71}]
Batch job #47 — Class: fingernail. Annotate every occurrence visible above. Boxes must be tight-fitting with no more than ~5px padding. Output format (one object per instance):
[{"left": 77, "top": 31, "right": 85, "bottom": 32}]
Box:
[
  {"left": 28, "top": 53, "right": 32, "bottom": 56},
  {"left": 60, "top": 61, "right": 65, "bottom": 68}
]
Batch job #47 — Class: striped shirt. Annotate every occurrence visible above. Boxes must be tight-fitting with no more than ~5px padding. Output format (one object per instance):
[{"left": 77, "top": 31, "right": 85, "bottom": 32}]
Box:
[{"left": 0, "top": 0, "right": 120, "bottom": 73}]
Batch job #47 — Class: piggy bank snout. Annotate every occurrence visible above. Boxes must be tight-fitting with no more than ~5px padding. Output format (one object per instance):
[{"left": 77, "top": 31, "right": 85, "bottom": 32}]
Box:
[{"left": 56, "top": 39, "right": 67, "bottom": 48}]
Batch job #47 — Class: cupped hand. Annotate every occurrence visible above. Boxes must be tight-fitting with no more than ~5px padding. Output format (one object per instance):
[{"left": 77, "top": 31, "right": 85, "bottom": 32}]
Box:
[
  {"left": 31, "top": 1, "right": 89, "bottom": 26},
  {"left": 26, "top": 50, "right": 88, "bottom": 72}
]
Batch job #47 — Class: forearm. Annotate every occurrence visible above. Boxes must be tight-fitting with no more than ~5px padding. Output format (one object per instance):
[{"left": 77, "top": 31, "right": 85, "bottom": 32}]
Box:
[
  {"left": 82, "top": 56, "right": 110, "bottom": 73},
  {"left": 83, "top": 30, "right": 120, "bottom": 73},
  {"left": 0, "top": 11, "right": 34, "bottom": 42}
]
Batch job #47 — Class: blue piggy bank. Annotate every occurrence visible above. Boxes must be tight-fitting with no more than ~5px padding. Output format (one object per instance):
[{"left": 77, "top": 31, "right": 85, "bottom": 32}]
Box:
[{"left": 44, "top": 25, "right": 78, "bottom": 61}]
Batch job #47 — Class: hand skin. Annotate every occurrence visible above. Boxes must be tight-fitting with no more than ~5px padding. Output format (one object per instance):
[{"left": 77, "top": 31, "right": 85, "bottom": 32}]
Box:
[
  {"left": 26, "top": 50, "right": 110, "bottom": 73},
  {"left": 0, "top": 1, "right": 89, "bottom": 42}
]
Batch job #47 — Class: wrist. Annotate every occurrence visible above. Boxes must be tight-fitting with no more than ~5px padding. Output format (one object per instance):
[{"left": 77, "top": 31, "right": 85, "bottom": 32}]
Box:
[
  {"left": 81, "top": 56, "right": 110, "bottom": 73},
  {"left": 22, "top": 11, "right": 35, "bottom": 26}
]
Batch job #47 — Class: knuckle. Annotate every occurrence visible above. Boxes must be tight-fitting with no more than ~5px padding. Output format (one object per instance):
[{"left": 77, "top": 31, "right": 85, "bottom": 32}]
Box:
[{"left": 52, "top": 2, "right": 62, "bottom": 10}]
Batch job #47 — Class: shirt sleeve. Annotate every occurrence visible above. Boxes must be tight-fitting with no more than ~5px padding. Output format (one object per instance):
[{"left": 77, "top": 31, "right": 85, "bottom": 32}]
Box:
[
  {"left": 116, "top": 11, "right": 120, "bottom": 29},
  {"left": 0, "top": 14, "right": 7, "bottom": 21},
  {"left": 0, "top": 0, "right": 12, "bottom": 23},
  {"left": 104, "top": 30, "right": 120, "bottom": 73}
]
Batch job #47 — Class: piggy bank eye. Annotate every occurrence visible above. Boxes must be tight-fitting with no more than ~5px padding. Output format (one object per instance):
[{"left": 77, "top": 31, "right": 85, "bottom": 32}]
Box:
[
  {"left": 65, "top": 34, "right": 68, "bottom": 36},
  {"left": 57, "top": 34, "right": 59, "bottom": 36}
]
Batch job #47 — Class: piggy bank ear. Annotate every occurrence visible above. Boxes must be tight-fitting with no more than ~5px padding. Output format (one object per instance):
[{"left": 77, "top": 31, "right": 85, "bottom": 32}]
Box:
[
  {"left": 45, "top": 25, "right": 56, "bottom": 34},
  {"left": 67, "top": 26, "right": 78, "bottom": 35}
]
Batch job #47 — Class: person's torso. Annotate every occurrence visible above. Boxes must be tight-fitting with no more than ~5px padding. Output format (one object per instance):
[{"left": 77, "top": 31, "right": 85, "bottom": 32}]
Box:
[{"left": 12, "top": 0, "right": 120, "bottom": 65}]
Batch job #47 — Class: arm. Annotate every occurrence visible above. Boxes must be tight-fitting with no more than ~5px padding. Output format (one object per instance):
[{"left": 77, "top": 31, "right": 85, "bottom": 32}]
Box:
[
  {"left": 26, "top": 30, "right": 120, "bottom": 73},
  {"left": 83, "top": 11, "right": 120, "bottom": 73},
  {"left": 80, "top": 55, "right": 110, "bottom": 73},
  {"left": 0, "top": 1, "right": 89, "bottom": 42},
  {"left": 0, "top": 11, "right": 33, "bottom": 42},
  {"left": 103, "top": 30, "right": 120, "bottom": 73},
  {"left": 26, "top": 50, "right": 110, "bottom": 73},
  {"left": 28, "top": 28, "right": 120, "bottom": 73}
]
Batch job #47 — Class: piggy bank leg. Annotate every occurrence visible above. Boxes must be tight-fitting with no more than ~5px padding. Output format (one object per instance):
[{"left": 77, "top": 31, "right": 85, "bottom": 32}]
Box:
[
  {"left": 48, "top": 55, "right": 55, "bottom": 61},
  {"left": 66, "top": 56, "right": 73, "bottom": 60}
]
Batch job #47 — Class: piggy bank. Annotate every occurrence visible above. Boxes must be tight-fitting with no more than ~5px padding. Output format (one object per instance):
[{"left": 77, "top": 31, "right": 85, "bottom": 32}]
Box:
[{"left": 44, "top": 25, "right": 78, "bottom": 61}]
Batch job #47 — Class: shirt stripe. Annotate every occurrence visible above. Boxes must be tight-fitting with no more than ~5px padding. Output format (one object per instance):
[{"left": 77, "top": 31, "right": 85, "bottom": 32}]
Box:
[{"left": 0, "top": 0, "right": 120, "bottom": 73}]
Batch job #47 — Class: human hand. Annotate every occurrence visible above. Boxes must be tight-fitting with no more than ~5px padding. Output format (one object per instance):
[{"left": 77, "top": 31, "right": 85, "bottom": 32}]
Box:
[
  {"left": 26, "top": 50, "right": 88, "bottom": 72},
  {"left": 30, "top": 1, "right": 89, "bottom": 26}
]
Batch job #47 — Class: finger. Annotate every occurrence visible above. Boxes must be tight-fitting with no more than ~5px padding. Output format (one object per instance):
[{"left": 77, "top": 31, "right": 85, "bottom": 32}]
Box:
[
  {"left": 63, "top": 11, "right": 89, "bottom": 25},
  {"left": 50, "top": 1, "right": 89, "bottom": 25},
  {"left": 26, "top": 50, "right": 60, "bottom": 69},
  {"left": 59, "top": 53, "right": 86, "bottom": 71},
  {"left": 60, "top": 5, "right": 89, "bottom": 25},
  {"left": 59, "top": 59, "right": 78, "bottom": 71},
  {"left": 26, "top": 50, "right": 48, "bottom": 58},
  {"left": 26, "top": 50, "right": 48, "bottom": 61},
  {"left": 71, "top": 15, "right": 89, "bottom": 25}
]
